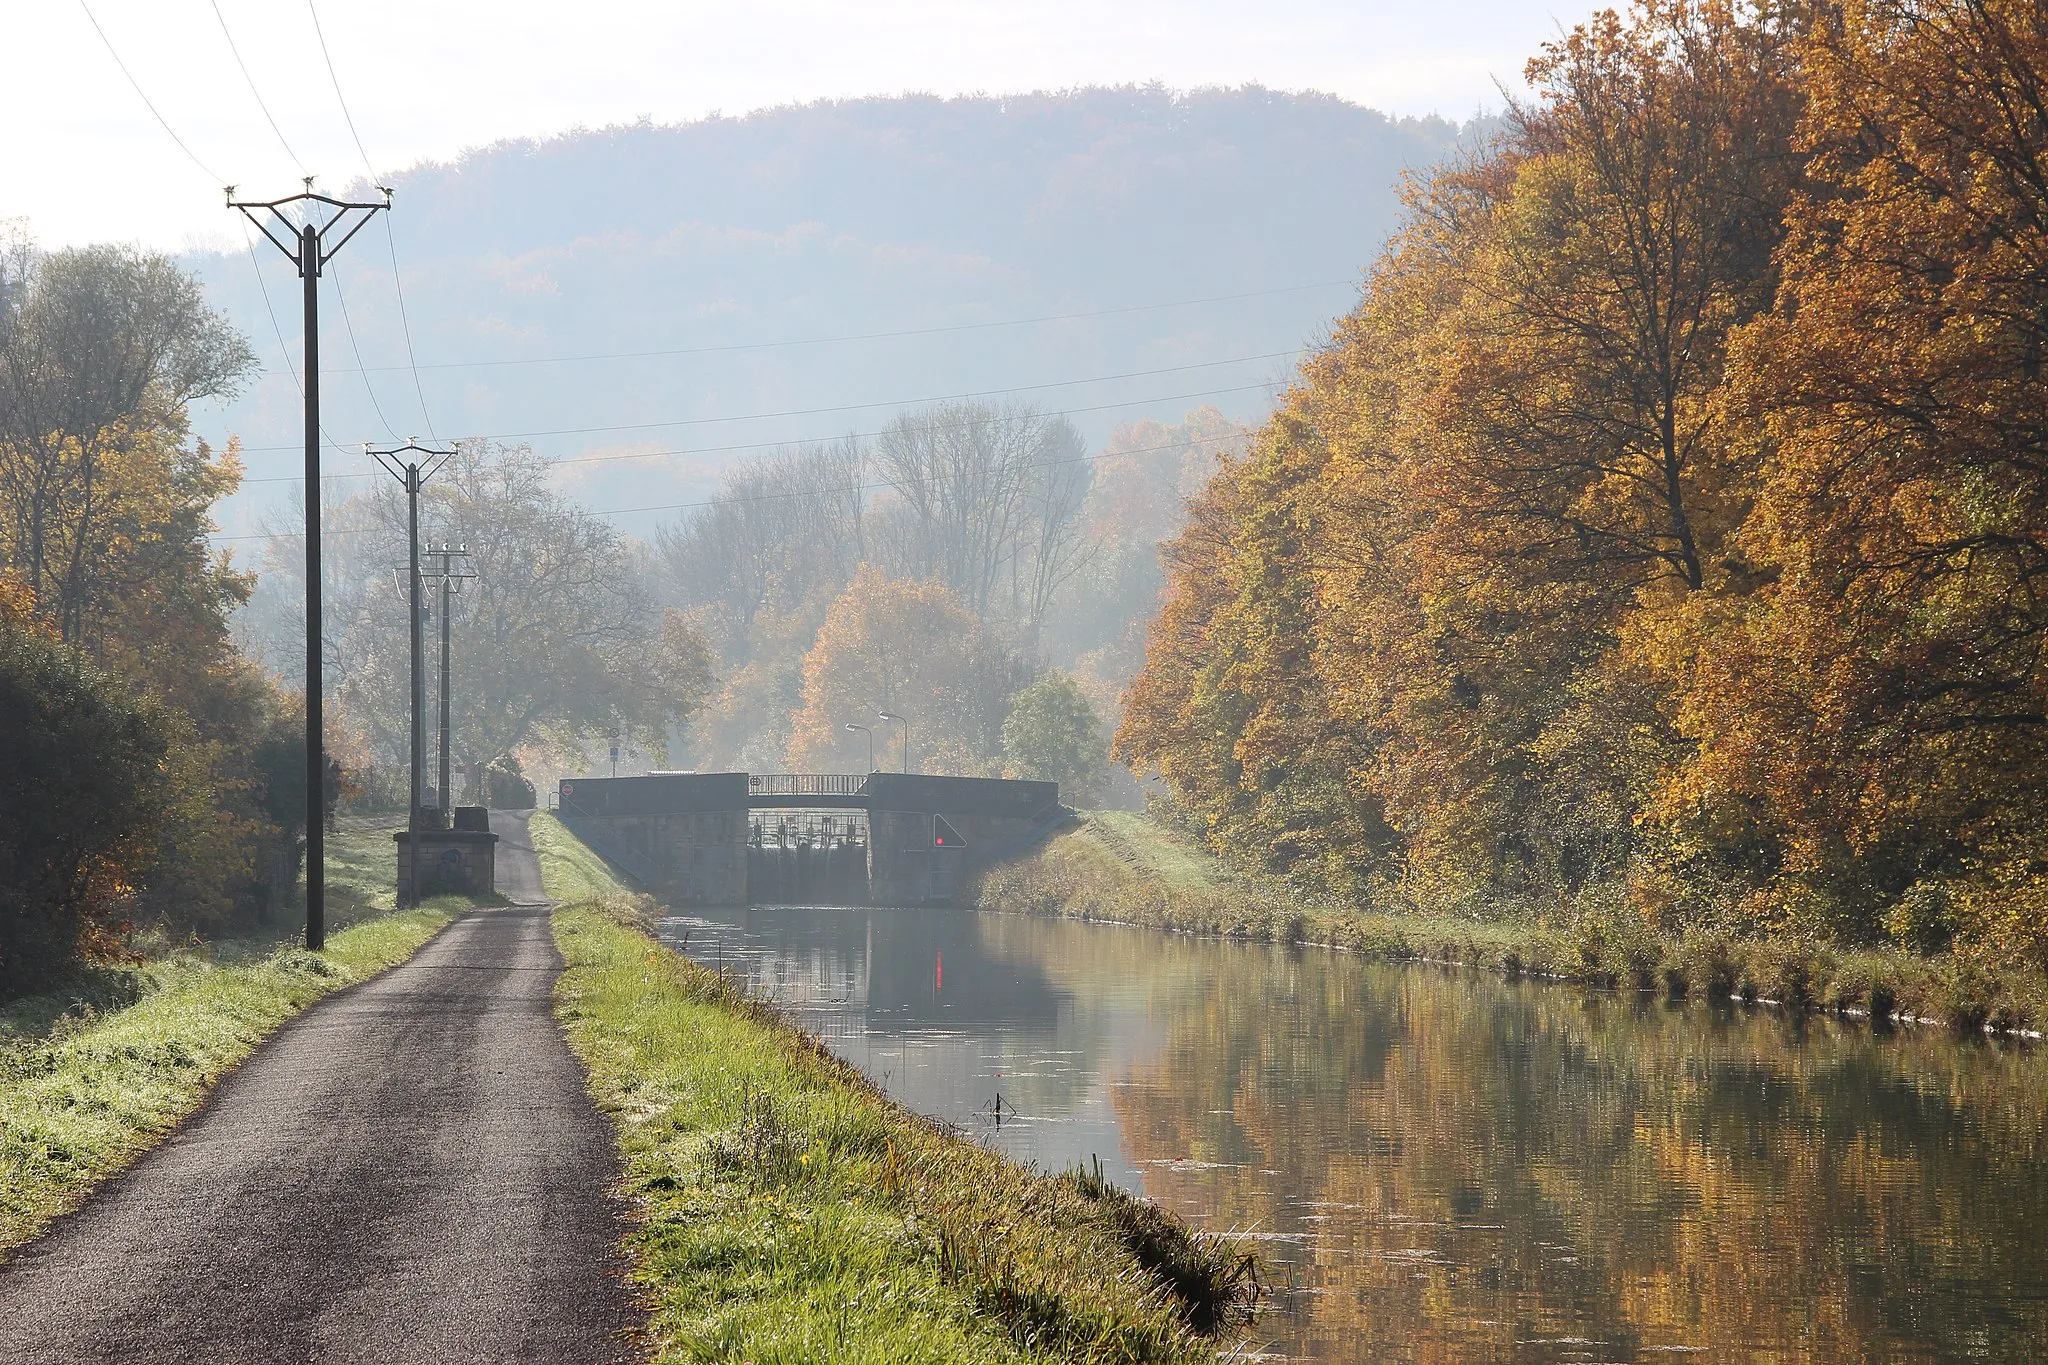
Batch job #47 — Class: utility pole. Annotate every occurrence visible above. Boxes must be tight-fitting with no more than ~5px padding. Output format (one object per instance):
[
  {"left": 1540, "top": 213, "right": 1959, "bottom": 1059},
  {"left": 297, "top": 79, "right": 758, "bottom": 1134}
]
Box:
[
  {"left": 368, "top": 439, "right": 455, "bottom": 906},
  {"left": 231, "top": 182, "right": 390, "bottom": 951},
  {"left": 420, "top": 544, "right": 475, "bottom": 814}
]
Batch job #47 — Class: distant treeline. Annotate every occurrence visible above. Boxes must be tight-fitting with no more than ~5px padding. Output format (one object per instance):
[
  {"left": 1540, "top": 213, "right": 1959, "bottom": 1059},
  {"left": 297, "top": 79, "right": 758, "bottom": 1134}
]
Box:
[
  {"left": 654, "top": 402, "right": 1240, "bottom": 793},
  {"left": 1118, "top": 0, "right": 2048, "bottom": 971}
]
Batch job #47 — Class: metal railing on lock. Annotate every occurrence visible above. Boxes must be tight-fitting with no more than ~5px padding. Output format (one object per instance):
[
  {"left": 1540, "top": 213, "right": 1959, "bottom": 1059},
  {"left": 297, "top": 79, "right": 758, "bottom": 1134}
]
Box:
[{"left": 747, "top": 774, "right": 869, "bottom": 798}]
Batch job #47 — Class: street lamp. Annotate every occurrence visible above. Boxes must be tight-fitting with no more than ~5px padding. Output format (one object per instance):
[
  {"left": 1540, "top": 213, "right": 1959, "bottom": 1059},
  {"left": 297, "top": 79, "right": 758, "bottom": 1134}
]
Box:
[
  {"left": 878, "top": 711, "right": 910, "bottom": 773},
  {"left": 844, "top": 722, "right": 874, "bottom": 772}
]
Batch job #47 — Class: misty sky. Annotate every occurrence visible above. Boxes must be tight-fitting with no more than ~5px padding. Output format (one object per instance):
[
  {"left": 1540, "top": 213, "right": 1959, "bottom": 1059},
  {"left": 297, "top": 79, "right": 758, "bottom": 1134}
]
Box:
[{"left": 13, "top": 0, "right": 1566, "bottom": 249}]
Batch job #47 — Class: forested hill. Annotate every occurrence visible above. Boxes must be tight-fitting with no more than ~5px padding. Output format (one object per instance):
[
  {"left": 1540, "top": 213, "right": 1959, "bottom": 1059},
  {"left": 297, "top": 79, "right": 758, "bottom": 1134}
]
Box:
[{"left": 185, "top": 87, "right": 1476, "bottom": 538}]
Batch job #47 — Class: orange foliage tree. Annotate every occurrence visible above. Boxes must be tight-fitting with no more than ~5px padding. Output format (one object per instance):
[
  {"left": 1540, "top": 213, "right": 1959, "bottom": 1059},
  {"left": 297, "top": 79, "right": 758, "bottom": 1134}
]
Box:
[
  {"left": 1665, "top": 0, "right": 2048, "bottom": 957},
  {"left": 790, "top": 566, "right": 1028, "bottom": 775},
  {"left": 1123, "top": 0, "right": 2048, "bottom": 965},
  {"left": 1122, "top": 0, "right": 1803, "bottom": 912}
]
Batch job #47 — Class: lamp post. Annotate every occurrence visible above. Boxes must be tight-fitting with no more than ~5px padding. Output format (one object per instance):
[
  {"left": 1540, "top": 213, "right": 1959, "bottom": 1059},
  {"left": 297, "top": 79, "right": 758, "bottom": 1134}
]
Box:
[
  {"left": 844, "top": 722, "right": 874, "bottom": 773},
  {"left": 878, "top": 710, "right": 909, "bottom": 773}
]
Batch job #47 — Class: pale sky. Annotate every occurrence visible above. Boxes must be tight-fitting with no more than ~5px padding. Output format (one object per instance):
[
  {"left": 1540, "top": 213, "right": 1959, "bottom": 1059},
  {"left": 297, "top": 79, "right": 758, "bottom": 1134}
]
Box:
[{"left": 12, "top": 0, "right": 1565, "bottom": 250}]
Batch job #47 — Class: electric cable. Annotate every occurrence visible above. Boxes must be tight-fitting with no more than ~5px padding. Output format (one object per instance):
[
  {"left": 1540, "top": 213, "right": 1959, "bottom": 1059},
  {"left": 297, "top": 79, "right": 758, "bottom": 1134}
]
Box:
[
  {"left": 229, "top": 349, "right": 1301, "bottom": 454},
  {"left": 329, "top": 257, "right": 401, "bottom": 439},
  {"left": 306, "top": 0, "right": 441, "bottom": 440},
  {"left": 296, "top": 278, "right": 1359, "bottom": 377},
  {"left": 76, "top": 0, "right": 226, "bottom": 183},
  {"left": 209, "top": 0, "right": 305, "bottom": 170},
  {"left": 218, "top": 423, "right": 1248, "bottom": 542},
  {"left": 232, "top": 377, "right": 1280, "bottom": 486},
  {"left": 239, "top": 217, "right": 354, "bottom": 461},
  {"left": 305, "top": 0, "right": 375, "bottom": 171}
]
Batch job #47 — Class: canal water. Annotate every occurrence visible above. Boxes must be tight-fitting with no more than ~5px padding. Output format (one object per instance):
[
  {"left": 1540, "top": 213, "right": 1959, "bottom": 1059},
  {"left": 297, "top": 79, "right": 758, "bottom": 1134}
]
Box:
[{"left": 658, "top": 904, "right": 2048, "bottom": 1362}]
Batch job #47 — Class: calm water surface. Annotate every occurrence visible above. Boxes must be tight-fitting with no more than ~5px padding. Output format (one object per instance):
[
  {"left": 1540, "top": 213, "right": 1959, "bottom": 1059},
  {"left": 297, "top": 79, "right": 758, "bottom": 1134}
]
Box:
[{"left": 658, "top": 905, "right": 2048, "bottom": 1362}]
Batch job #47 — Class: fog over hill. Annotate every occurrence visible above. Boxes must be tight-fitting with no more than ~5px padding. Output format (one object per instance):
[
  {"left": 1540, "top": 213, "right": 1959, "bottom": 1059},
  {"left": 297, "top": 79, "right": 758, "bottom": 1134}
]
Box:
[{"left": 188, "top": 86, "right": 1477, "bottom": 547}]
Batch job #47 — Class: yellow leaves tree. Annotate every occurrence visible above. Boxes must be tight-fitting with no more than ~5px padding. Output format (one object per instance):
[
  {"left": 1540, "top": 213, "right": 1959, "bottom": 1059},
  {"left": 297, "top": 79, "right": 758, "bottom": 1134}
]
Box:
[
  {"left": 1122, "top": 0, "right": 2048, "bottom": 963},
  {"left": 1122, "top": 0, "right": 1801, "bottom": 908},
  {"left": 790, "top": 567, "right": 1026, "bottom": 775},
  {"left": 1670, "top": 0, "right": 2048, "bottom": 953}
]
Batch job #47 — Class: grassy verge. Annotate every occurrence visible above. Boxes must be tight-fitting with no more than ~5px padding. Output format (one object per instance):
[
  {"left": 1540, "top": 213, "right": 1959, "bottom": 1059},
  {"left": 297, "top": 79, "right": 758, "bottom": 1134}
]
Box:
[
  {"left": 530, "top": 808, "right": 631, "bottom": 904},
  {"left": 538, "top": 816, "right": 1256, "bottom": 1363},
  {"left": 975, "top": 812, "right": 2048, "bottom": 1038},
  {"left": 0, "top": 904, "right": 454, "bottom": 1254},
  {"left": 4, "top": 818, "right": 456, "bottom": 1040}
]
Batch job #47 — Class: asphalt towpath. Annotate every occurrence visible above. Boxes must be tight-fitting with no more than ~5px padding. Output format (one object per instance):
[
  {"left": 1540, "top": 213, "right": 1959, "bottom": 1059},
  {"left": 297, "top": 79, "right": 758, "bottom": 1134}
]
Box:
[{"left": 0, "top": 810, "right": 644, "bottom": 1363}]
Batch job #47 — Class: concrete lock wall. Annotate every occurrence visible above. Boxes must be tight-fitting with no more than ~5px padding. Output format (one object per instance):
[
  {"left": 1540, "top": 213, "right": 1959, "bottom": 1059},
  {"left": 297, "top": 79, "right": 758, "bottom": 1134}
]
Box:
[
  {"left": 557, "top": 771, "right": 1060, "bottom": 907},
  {"left": 603, "top": 811, "right": 749, "bottom": 905},
  {"left": 867, "top": 808, "right": 1053, "bottom": 905}
]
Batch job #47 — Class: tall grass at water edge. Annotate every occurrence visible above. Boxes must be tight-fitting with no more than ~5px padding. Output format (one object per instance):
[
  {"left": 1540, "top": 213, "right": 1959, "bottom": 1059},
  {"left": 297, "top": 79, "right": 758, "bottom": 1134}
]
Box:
[{"left": 974, "top": 813, "right": 2048, "bottom": 1039}]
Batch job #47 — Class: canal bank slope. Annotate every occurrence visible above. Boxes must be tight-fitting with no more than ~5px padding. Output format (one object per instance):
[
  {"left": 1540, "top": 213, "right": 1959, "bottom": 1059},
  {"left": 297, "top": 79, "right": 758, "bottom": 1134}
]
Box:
[
  {"left": 530, "top": 813, "right": 1256, "bottom": 1363},
  {"left": 974, "top": 811, "right": 2048, "bottom": 1038}
]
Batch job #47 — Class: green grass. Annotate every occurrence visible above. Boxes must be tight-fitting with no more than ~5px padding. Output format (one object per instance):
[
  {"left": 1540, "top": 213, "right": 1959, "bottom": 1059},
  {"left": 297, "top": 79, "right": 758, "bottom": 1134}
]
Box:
[
  {"left": 540, "top": 823, "right": 1256, "bottom": 1363},
  {"left": 0, "top": 906, "right": 453, "bottom": 1254},
  {"left": 1080, "top": 812, "right": 1227, "bottom": 892},
  {"left": 530, "top": 809, "right": 629, "bottom": 903},
  {"left": 974, "top": 813, "right": 2048, "bottom": 1037},
  {"left": 4, "top": 818, "right": 471, "bottom": 1039}
]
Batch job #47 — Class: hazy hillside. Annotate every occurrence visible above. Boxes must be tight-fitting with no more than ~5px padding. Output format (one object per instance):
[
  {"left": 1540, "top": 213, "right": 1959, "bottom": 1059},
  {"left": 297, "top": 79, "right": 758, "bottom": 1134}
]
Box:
[{"left": 188, "top": 86, "right": 1477, "bottom": 543}]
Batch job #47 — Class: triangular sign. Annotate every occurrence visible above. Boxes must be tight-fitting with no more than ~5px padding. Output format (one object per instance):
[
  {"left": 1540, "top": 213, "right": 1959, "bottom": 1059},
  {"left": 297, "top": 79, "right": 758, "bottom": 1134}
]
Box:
[{"left": 934, "top": 815, "right": 967, "bottom": 848}]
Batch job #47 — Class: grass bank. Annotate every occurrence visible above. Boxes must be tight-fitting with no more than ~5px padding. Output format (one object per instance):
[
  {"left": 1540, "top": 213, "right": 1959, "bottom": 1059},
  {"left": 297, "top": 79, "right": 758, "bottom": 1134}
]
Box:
[
  {"left": 535, "top": 814, "right": 1256, "bottom": 1363},
  {"left": 3, "top": 818, "right": 452, "bottom": 1040},
  {"left": 0, "top": 902, "right": 453, "bottom": 1254},
  {"left": 976, "top": 812, "right": 2048, "bottom": 1038}
]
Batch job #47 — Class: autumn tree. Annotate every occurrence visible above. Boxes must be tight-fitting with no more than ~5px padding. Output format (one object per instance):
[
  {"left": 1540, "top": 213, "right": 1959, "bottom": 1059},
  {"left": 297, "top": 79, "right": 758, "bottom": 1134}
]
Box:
[
  {"left": 872, "top": 401, "right": 1093, "bottom": 645},
  {"left": 0, "top": 580, "right": 173, "bottom": 987},
  {"left": 0, "top": 243, "right": 254, "bottom": 646},
  {"left": 1044, "top": 407, "right": 1245, "bottom": 697},
  {"left": 656, "top": 441, "right": 866, "bottom": 768},
  {"left": 1120, "top": 1, "right": 1803, "bottom": 908},
  {"left": 0, "top": 244, "right": 311, "bottom": 959},
  {"left": 789, "top": 566, "right": 1027, "bottom": 775},
  {"left": 1665, "top": 0, "right": 2048, "bottom": 954}
]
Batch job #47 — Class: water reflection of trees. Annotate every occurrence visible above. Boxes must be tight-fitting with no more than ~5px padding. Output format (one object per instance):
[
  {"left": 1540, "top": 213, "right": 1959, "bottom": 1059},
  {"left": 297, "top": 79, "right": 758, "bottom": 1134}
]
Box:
[
  {"left": 671, "top": 908, "right": 2048, "bottom": 1359},
  {"left": 1009, "top": 922, "right": 2048, "bottom": 1361}
]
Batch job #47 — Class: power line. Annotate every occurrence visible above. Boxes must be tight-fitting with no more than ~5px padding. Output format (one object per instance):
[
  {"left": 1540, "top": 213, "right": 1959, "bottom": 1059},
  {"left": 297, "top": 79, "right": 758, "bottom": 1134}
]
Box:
[
  {"left": 218, "top": 425, "right": 1246, "bottom": 543},
  {"left": 329, "top": 258, "right": 400, "bottom": 439},
  {"left": 285, "top": 279, "right": 1358, "bottom": 378},
  {"left": 232, "top": 378, "right": 1279, "bottom": 486},
  {"left": 76, "top": 0, "right": 364, "bottom": 466},
  {"left": 381, "top": 217, "right": 440, "bottom": 441},
  {"left": 209, "top": 0, "right": 304, "bottom": 169},
  {"left": 228, "top": 349, "right": 1301, "bottom": 454},
  {"left": 77, "top": 0, "right": 225, "bottom": 183},
  {"left": 239, "top": 218, "right": 356, "bottom": 459},
  {"left": 305, "top": 0, "right": 375, "bottom": 172},
  {"left": 305, "top": 0, "right": 440, "bottom": 441}
]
